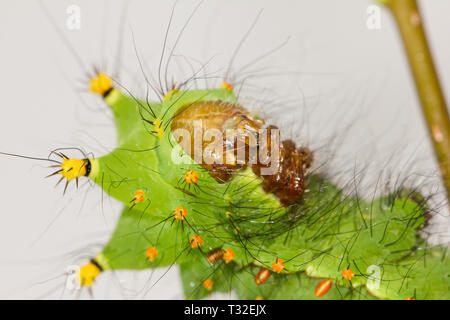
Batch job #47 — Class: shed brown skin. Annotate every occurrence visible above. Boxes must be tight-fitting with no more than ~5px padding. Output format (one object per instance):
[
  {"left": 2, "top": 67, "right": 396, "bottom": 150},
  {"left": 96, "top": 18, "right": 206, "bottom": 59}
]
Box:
[{"left": 171, "top": 100, "right": 313, "bottom": 206}]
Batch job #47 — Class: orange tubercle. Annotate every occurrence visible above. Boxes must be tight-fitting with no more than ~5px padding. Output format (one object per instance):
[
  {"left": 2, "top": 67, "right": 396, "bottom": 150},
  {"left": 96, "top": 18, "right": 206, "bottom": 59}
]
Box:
[
  {"left": 272, "top": 258, "right": 285, "bottom": 273},
  {"left": 145, "top": 247, "right": 158, "bottom": 262},
  {"left": 341, "top": 268, "right": 354, "bottom": 281},
  {"left": 184, "top": 170, "right": 199, "bottom": 184},
  {"left": 223, "top": 248, "right": 235, "bottom": 263},
  {"left": 174, "top": 207, "right": 188, "bottom": 220},
  {"left": 221, "top": 82, "right": 233, "bottom": 91},
  {"left": 203, "top": 279, "right": 214, "bottom": 291},
  {"left": 190, "top": 235, "right": 203, "bottom": 248},
  {"left": 133, "top": 190, "right": 145, "bottom": 204}
]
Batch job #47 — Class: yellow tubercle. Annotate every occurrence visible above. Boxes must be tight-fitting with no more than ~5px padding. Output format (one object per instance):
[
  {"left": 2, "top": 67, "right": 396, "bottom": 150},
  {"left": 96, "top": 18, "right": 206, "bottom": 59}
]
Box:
[
  {"left": 89, "top": 73, "right": 112, "bottom": 96},
  {"left": 60, "top": 158, "right": 89, "bottom": 181},
  {"left": 154, "top": 118, "right": 164, "bottom": 138},
  {"left": 163, "top": 88, "right": 179, "bottom": 101},
  {"left": 78, "top": 261, "right": 102, "bottom": 287}
]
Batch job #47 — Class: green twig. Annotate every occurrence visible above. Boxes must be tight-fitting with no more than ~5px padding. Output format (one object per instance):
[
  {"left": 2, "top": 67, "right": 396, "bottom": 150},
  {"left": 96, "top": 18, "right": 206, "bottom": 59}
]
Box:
[{"left": 378, "top": 0, "right": 450, "bottom": 203}]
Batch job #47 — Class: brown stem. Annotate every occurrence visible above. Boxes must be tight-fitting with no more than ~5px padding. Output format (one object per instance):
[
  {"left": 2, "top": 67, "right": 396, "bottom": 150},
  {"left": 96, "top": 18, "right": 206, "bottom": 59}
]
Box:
[{"left": 380, "top": 0, "right": 450, "bottom": 203}]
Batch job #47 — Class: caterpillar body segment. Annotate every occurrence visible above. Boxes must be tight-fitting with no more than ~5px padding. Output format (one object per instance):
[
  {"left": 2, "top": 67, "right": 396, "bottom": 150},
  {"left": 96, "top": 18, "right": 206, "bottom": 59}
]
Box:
[
  {"left": 70, "top": 74, "right": 449, "bottom": 300},
  {"left": 367, "top": 246, "right": 450, "bottom": 300},
  {"left": 93, "top": 207, "right": 193, "bottom": 270},
  {"left": 89, "top": 172, "right": 449, "bottom": 299}
]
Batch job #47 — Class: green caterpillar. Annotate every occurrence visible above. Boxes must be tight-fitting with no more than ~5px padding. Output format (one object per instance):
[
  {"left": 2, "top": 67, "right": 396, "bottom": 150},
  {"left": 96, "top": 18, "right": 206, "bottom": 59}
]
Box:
[{"left": 50, "top": 72, "right": 448, "bottom": 300}]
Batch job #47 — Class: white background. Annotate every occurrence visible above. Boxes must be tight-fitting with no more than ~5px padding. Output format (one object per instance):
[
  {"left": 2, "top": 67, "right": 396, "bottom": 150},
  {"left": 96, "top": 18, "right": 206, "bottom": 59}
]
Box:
[{"left": 0, "top": 0, "right": 449, "bottom": 299}]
